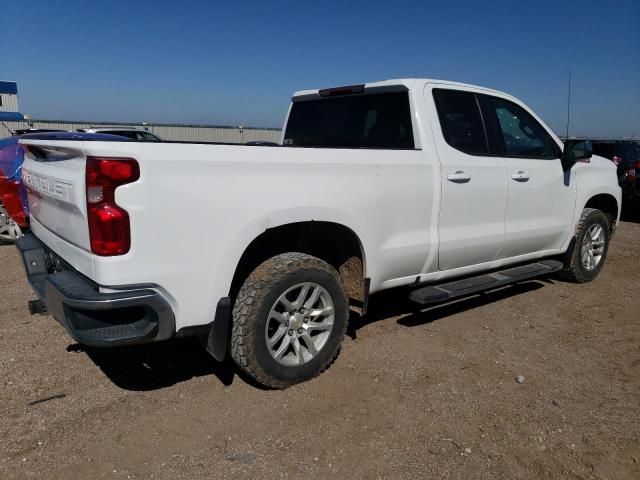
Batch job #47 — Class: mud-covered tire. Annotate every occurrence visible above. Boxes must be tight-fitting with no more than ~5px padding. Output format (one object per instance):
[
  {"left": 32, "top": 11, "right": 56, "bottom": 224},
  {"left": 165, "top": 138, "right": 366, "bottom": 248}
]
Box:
[
  {"left": 230, "top": 252, "right": 348, "bottom": 389},
  {"left": 559, "top": 208, "right": 610, "bottom": 283}
]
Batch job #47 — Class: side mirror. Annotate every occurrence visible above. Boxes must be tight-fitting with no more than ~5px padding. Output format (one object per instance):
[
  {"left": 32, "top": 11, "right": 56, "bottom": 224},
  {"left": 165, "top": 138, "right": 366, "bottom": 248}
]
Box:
[{"left": 562, "top": 139, "right": 593, "bottom": 170}]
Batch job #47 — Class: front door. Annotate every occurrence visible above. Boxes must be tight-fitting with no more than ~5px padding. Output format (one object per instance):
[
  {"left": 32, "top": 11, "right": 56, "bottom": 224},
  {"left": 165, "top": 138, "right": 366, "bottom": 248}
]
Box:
[{"left": 479, "top": 95, "right": 577, "bottom": 258}]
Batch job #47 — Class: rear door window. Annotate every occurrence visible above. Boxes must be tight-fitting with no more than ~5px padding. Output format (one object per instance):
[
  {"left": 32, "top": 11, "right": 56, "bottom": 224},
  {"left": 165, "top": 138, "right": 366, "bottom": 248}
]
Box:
[
  {"left": 283, "top": 92, "right": 414, "bottom": 149},
  {"left": 432, "top": 89, "right": 488, "bottom": 155}
]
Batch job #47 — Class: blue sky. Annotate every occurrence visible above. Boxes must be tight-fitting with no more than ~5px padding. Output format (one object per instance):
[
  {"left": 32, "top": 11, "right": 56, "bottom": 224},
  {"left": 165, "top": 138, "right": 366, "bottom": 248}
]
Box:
[{"left": 1, "top": 0, "right": 639, "bottom": 136}]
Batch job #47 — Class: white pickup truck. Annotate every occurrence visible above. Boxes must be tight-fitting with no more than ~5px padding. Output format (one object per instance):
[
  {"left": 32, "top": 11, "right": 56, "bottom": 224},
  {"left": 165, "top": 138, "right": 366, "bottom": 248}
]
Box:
[{"left": 16, "top": 79, "right": 621, "bottom": 388}]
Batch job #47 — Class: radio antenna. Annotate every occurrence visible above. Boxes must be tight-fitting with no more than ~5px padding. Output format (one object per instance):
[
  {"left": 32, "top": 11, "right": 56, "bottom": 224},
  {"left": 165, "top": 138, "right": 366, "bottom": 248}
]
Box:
[{"left": 565, "top": 69, "right": 572, "bottom": 139}]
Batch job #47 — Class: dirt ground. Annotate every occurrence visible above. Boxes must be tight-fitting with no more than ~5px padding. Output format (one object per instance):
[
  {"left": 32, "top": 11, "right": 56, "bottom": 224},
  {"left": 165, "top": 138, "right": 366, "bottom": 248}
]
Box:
[{"left": 1, "top": 218, "right": 639, "bottom": 480}]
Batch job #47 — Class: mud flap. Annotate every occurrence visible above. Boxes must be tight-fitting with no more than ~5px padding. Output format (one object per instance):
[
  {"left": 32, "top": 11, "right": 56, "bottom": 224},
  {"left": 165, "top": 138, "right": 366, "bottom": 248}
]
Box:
[{"left": 205, "top": 297, "right": 231, "bottom": 362}]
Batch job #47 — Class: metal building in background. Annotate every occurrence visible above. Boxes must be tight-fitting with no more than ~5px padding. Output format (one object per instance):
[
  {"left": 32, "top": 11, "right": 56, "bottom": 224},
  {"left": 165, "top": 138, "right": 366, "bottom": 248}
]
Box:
[
  {"left": 0, "top": 81, "right": 24, "bottom": 121},
  {"left": 0, "top": 81, "right": 280, "bottom": 142},
  {"left": 0, "top": 119, "right": 281, "bottom": 143}
]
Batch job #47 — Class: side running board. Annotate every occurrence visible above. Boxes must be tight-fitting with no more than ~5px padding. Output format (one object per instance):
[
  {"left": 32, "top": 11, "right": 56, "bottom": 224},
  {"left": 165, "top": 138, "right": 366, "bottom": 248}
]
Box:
[{"left": 409, "top": 259, "right": 563, "bottom": 305}]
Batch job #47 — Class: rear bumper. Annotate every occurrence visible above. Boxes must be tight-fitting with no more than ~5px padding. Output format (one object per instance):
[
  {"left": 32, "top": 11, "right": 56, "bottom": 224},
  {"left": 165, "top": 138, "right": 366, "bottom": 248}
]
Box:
[{"left": 16, "top": 233, "right": 175, "bottom": 347}]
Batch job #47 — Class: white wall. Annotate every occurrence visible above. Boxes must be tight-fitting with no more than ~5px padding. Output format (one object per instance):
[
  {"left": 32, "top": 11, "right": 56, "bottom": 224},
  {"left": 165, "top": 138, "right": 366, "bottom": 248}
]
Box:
[
  {"left": 0, "top": 94, "right": 19, "bottom": 112},
  {"left": 0, "top": 120, "right": 281, "bottom": 144}
]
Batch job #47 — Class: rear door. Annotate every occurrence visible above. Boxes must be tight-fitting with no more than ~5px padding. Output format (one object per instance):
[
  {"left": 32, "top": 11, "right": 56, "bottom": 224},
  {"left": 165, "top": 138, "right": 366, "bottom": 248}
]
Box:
[
  {"left": 428, "top": 87, "right": 508, "bottom": 270},
  {"left": 479, "top": 95, "right": 576, "bottom": 258}
]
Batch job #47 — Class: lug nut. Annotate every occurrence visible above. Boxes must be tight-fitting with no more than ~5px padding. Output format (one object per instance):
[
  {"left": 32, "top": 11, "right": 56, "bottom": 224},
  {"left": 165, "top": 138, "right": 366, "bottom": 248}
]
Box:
[
  {"left": 288, "top": 329, "right": 294, "bottom": 336},
  {"left": 299, "top": 308, "right": 306, "bottom": 314},
  {"left": 297, "top": 328, "right": 303, "bottom": 334},
  {"left": 303, "top": 317, "right": 309, "bottom": 323}
]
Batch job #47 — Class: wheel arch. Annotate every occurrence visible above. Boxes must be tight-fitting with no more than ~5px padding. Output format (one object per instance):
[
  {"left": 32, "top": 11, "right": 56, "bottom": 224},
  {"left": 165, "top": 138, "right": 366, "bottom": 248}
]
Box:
[
  {"left": 228, "top": 221, "right": 367, "bottom": 305},
  {"left": 583, "top": 193, "right": 619, "bottom": 231}
]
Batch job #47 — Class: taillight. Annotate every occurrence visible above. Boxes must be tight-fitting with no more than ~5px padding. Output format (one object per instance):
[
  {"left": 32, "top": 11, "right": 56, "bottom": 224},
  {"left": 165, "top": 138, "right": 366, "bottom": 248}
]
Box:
[{"left": 86, "top": 157, "right": 139, "bottom": 256}]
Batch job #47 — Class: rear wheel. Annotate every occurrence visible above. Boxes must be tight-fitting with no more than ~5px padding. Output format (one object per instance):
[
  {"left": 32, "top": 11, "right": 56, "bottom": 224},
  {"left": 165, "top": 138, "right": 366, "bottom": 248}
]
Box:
[
  {"left": 231, "top": 252, "right": 348, "bottom": 389},
  {"left": 0, "top": 204, "right": 22, "bottom": 244},
  {"left": 560, "top": 208, "right": 610, "bottom": 283}
]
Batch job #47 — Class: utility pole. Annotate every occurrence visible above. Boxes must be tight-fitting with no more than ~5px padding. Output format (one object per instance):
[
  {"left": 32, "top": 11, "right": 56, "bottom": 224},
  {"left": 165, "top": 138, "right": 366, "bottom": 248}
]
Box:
[{"left": 565, "top": 69, "right": 572, "bottom": 139}]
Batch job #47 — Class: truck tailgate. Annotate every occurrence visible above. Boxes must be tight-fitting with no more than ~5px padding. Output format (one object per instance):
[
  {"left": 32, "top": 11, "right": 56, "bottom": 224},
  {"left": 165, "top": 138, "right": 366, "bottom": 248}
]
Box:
[{"left": 21, "top": 140, "right": 91, "bottom": 250}]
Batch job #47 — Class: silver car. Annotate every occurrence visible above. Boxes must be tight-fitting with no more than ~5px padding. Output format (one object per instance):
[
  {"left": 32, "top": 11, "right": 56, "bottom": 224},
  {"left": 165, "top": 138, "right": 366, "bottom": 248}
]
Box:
[{"left": 77, "top": 127, "right": 162, "bottom": 142}]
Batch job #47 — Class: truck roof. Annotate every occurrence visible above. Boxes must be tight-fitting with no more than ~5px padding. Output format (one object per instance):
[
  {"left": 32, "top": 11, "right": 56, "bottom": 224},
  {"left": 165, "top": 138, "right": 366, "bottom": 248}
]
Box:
[{"left": 292, "top": 78, "right": 516, "bottom": 102}]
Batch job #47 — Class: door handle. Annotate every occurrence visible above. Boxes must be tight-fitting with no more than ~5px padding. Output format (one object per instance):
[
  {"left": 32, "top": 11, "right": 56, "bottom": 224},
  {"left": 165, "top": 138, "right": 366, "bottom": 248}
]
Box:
[
  {"left": 511, "top": 171, "right": 530, "bottom": 182},
  {"left": 447, "top": 171, "right": 471, "bottom": 183}
]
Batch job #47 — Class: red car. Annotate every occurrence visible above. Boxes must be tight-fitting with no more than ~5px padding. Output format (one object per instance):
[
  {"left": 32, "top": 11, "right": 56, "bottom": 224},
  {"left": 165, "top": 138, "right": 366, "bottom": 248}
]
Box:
[
  {"left": 0, "top": 129, "right": 70, "bottom": 243},
  {"left": 0, "top": 135, "right": 28, "bottom": 243}
]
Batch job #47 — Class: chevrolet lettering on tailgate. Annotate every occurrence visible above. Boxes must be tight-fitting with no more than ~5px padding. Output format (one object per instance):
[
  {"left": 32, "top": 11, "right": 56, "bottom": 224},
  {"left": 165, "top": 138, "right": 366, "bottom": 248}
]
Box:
[{"left": 23, "top": 170, "right": 73, "bottom": 201}]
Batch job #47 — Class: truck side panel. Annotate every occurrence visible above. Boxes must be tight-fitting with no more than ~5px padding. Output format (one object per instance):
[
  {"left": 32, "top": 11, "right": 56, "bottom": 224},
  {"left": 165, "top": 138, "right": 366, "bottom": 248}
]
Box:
[{"left": 22, "top": 140, "right": 438, "bottom": 330}]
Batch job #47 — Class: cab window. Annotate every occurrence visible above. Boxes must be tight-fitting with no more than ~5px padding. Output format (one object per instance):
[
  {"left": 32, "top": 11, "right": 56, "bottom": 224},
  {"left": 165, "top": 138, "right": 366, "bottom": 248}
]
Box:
[
  {"left": 433, "top": 89, "right": 488, "bottom": 155},
  {"left": 284, "top": 92, "right": 415, "bottom": 149},
  {"left": 483, "top": 96, "right": 560, "bottom": 159}
]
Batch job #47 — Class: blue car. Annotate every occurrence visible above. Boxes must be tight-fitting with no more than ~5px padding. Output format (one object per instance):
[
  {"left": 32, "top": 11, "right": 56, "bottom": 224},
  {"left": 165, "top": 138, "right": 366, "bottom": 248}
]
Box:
[{"left": 0, "top": 135, "right": 28, "bottom": 243}]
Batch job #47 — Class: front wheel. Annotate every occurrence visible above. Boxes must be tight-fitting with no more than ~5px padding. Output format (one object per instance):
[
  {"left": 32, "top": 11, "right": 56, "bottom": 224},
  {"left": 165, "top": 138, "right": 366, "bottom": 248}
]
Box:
[
  {"left": 231, "top": 252, "right": 348, "bottom": 389},
  {"left": 559, "top": 208, "right": 611, "bottom": 283}
]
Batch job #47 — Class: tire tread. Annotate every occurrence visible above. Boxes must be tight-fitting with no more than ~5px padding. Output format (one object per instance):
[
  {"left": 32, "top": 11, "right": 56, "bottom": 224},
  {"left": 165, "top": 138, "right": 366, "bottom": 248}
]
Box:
[
  {"left": 559, "top": 208, "right": 609, "bottom": 283},
  {"left": 230, "top": 252, "right": 347, "bottom": 389}
]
